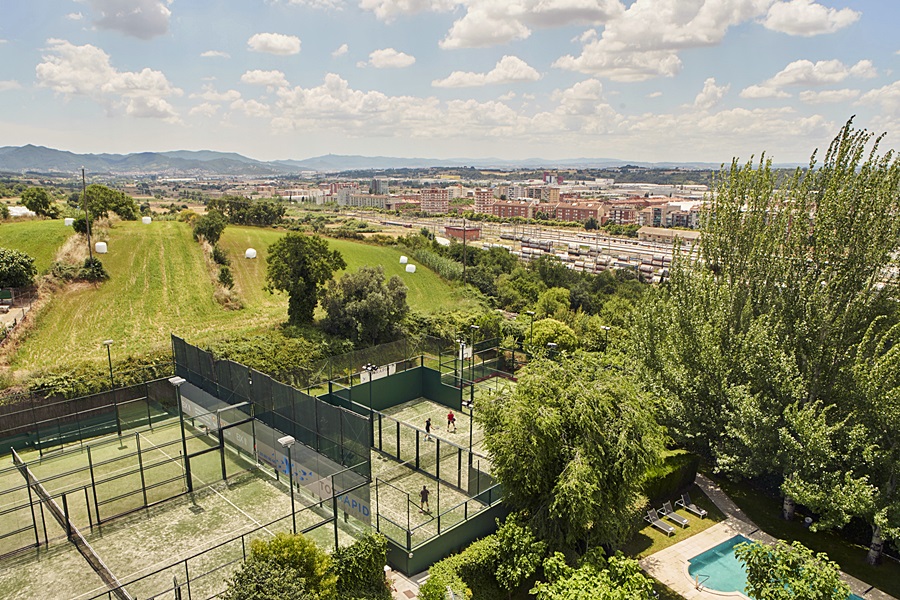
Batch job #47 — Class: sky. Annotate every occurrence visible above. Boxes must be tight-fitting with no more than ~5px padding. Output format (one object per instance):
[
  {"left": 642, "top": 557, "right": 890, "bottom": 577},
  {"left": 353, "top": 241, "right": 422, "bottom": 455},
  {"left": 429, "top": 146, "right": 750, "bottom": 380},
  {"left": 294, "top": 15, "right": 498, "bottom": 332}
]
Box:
[{"left": 1, "top": 0, "right": 899, "bottom": 164}]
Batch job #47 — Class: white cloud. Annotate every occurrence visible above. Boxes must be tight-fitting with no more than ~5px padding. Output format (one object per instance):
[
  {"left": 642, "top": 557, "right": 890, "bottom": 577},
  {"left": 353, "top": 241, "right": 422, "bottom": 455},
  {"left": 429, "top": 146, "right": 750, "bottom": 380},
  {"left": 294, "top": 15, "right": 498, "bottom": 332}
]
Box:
[
  {"left": 498, "top": 91, "right": 516, "bottom": 101},
  {"left": 647, "top": 91, "right": 663, "bottom": 98},
  {"left": 248, "top": 33, "right": 301, "bottom": 56},
  {"left": 554, "top": 0, "right": 773, "bottom": 81},
  {"left": 799, "top": 88, "right": 859, "bottom": 104},
  {"left": 200, "top": 50, "right": 230, "bottom": 58},
  {"left": 231, "top": 99, "right": 271, "bottom": 118},
  {"left": 432, "top": 56, "right": 540, "bottom": 88},
  {"left": 35, "top": 39, "right": 181, "bottom": 121},
  {"left": 763, "top": 0, "right": 860, "bottom": 37},
  {"left": 0, "top": 80, "right": 21, "bottom": 91},
  {"left": 359, "top": 0, "right": 456, "bottom": 23},
  {"left": 332, "top": 43, "right": 349, "bottom": 57},
  {"left": 67, "top": 12, "right": 84, "bottom": 20},
  {"left": 367, "top": 48, "right": 416, "bottom": 69},
  {"left": 241, "top": 70, "right": 290, "bottom": 89},
  {"left": 858, "top": 81, "right": 900, "bottom": 113},
  {"left": 694, "top": 77, "right": 729, "bottom": 109},
  {"left": 285, "top": 0, "right": 343, "bottom": 8},
  {"left": 741, "top": 58, "right": 876, "bottom": 98},
  {"left": 189, "top": 102, "right": 220, "bottom": 117},
  {"left": 88, "top": 0, "right": 172, "bottom": 40},
  {"left": 441, "top": 8, "right": 532, "bottom": 49},
  {"left": 740, "top": 84, "right": 791, "bottom": 99},
  {"left": 190, "top": 85, "right": 241, "bottom": 102}
]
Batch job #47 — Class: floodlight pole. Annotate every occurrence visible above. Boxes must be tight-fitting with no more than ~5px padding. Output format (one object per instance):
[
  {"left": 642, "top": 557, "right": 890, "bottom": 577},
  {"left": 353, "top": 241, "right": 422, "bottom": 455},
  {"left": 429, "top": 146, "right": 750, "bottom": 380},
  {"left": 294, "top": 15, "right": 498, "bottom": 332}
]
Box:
[
  {"left": 469, "top": 325, "right": 479, "bottom": 383},
  {"left": 456, "top": 339, "right": 466, "bottom": 386},
  {"left": 103, "top": 340, "right": 115, "bottom": 390},
  {"left": 279, "top": 435, "right": 297, "bottom": 534},
  {"left": 169, "top": 376, "right": 192, "bottom": 493},
  {"left": 547, "top": 342, "right": 558, "bottom": 359},
  {"left": 600, "top": 325, "right": 611, "bottom": 349},
  {"left": 363, "top": 363, "right": 377, "bottom": 446}
]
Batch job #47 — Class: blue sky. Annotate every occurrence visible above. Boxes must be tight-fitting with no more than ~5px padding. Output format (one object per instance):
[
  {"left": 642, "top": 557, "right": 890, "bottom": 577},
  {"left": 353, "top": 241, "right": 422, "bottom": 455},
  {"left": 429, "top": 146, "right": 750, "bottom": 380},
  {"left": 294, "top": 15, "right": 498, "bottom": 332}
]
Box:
[{"left": 1, "top": 0, "right": 898, "bottom": 164}]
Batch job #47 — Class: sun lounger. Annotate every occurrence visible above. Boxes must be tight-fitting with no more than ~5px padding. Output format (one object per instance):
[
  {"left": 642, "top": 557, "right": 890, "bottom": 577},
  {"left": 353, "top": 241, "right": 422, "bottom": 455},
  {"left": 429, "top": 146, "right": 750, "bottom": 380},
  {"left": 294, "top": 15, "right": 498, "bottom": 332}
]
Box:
[
  {"left": 660, "top": 501, "right": 689, "bottom": 528},
  {"left": 645, "top": 509, "right": 675, "bottom": 536},
  {"left": 676, "top": 492, "right": 708, "bottom": 519}
]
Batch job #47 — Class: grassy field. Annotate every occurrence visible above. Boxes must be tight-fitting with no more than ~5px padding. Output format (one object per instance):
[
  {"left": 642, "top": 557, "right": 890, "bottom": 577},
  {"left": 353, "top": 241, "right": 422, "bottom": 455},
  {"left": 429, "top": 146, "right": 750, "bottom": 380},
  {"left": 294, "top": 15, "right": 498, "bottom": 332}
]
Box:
[
  {"left": 0, "top": 219, "right": 74, "bottom": 272},
  {"left": 219, "top": 226, "right": 478, "bottom": 315},
  {"left": 9, "top": 222, "right": 476, "bottom": 372}
]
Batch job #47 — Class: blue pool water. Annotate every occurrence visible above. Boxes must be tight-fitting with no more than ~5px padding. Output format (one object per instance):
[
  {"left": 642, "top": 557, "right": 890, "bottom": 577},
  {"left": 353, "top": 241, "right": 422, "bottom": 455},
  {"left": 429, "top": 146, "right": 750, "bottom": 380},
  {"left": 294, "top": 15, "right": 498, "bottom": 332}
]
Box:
[{"left": 688, "top": 535, "right": 863, "bottom": 599}]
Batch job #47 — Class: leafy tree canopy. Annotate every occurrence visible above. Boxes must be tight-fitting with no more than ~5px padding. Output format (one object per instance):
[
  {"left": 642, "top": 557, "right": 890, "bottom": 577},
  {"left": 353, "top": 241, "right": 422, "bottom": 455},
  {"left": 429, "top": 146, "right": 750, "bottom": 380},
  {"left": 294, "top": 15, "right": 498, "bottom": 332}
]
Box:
[
  {"left": 193, "top": 209, "right": 228, "bottom": 245},
  {"left": 266, "top": 232, "right": 346, "bottom": 326},
  {"left": 479, "top": 351, "right": 666, "bottom": 549},
  {"left": 84, "top": 184, "right": 139, "bottom": 220},
  {"left": 531, "top": 549, "right": 654, "bottom": 600},
  {"left": 321, "top": 265, "right": 408, "bottom": 347},
  {"left": 735, "top": 540, "right": 851, "bottom": 600},
  {"left": 21, "top": 187, "right": 59, "bottom": 218}
]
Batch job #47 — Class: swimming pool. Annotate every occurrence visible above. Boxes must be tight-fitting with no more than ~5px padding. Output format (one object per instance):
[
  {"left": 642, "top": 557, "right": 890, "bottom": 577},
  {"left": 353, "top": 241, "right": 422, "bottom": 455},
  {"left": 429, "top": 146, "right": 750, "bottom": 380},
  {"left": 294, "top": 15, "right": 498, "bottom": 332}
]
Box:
[{"left": 688, "top": 535, "right": 863, "bottom": 599}]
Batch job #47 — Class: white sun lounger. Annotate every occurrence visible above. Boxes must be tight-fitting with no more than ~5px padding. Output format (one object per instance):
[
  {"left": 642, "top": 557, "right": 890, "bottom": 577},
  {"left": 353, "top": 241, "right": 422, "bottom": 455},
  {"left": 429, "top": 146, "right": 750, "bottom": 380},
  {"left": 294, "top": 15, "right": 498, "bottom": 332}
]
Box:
[
  {"left": 676, "top": 492, "right": 708, "bottom": 519},
  {"left": 660, "top": 501, "right": 689, "bottom": 528}
]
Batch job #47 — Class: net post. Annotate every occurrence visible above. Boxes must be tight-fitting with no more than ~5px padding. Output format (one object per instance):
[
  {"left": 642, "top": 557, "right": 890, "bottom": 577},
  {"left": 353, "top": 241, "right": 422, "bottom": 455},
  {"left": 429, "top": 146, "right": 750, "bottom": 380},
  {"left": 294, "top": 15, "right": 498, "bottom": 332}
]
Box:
[
  {"left": 136, "top": 432, "right": 148, "bottom": 508},
  {"left": 62, "top": 494, "right": 72, "bottom": 540},
  {"left": 24, "top": 472, "right": 40, "bottom": 548},
  {"left": 87, "top": 445, "right": 102, "bottom": 525}
]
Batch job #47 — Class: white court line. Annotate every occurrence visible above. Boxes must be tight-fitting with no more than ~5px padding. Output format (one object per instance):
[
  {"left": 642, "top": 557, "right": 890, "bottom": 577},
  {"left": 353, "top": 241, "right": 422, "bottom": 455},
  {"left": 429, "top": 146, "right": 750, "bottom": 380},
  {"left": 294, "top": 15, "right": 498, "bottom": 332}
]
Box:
[{"left": 138, "top": 431, "right": 273, "bottom": 536}]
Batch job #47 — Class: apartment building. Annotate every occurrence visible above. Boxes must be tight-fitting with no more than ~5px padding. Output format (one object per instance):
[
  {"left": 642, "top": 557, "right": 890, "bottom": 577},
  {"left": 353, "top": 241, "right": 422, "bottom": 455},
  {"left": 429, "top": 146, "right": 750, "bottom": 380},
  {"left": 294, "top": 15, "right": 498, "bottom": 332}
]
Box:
[
  {"left": 420, "top": 188, "right": 450, "bottom": 214},
  {"left": 474, "top": 188, "right": 494, "bottom": 214}
]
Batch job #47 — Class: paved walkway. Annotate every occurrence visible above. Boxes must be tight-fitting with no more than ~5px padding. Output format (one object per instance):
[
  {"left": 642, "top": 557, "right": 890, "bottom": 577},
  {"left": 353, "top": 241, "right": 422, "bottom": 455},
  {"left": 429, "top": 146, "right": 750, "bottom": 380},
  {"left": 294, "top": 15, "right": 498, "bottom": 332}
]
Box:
[
  {"left": 388, "top": 568, "right": 426, "bottom": 599},
  {"left": 640, "top": 474, "right": 897, "bottom": 600}
]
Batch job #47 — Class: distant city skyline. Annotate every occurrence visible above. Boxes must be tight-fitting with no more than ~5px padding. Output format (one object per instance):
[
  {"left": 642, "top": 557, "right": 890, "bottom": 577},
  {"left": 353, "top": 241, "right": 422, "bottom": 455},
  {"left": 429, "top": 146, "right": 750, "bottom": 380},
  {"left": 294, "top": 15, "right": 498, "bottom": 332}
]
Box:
[{"left": 1, "top": 1, "right": 898, "bottom": 164}]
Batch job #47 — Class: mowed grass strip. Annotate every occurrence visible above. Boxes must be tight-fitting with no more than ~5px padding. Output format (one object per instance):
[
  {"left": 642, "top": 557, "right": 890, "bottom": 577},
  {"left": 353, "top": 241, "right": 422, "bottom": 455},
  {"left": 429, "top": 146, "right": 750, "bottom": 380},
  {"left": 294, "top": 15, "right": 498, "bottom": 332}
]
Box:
[
  {"left": 12, "top": 223, "right": 476, "bottom": 372},
  {"left": 0, "top": 218, "right": 74, "bottom": 272}
]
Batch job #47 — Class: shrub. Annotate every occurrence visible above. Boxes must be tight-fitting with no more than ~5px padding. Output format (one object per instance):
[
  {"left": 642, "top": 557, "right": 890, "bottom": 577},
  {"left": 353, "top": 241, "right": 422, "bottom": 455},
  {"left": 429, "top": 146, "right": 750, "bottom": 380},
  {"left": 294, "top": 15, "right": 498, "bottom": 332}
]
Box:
[
  {"left": 333, "top": 532, "right": 391, "bottom": 600},
  {"left": 79, "top": 257, "right": 109, "bottom": 282},
  {"left": 0, "top": 248, "right": 37, "bottom": 288},
  {"left": 73, "top": 215, "right": 93, "bottom": 235},
  {"left": 643, "top": 450, "right": 700, "bottom": 505},
  {"left": 218, "top": 266, "right": 234, "bottom": 289},
  {"left": 409, "top": 248, "right": 463, "bottom": 281},
  {"left": 212, "top": 245, "right": 230, "bottom": 266}
]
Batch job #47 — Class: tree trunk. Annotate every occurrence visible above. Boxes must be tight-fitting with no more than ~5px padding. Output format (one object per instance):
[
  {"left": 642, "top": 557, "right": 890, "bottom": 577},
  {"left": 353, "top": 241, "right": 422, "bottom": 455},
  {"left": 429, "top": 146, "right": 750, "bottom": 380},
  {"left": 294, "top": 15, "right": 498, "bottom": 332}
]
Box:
[
  {"left": 782, "top": 495, "right": 796, "bottom": 521},
  {"left": 866, "top": 525, "right": 884, "bottom": 566}
]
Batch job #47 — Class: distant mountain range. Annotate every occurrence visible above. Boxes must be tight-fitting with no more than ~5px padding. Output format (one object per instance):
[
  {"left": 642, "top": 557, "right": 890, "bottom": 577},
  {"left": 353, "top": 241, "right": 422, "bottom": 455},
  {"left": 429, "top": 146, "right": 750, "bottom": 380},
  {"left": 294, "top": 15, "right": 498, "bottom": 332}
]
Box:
[{"left": 0, "top": 144, "right": 728, "bottom": 176}]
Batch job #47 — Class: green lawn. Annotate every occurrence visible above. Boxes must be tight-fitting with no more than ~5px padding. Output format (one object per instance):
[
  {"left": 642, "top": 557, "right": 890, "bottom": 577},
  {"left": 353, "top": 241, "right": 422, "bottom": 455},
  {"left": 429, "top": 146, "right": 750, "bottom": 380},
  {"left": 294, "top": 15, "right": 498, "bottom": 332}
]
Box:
[
  {"left": 713, "top": 476, "right": 900, "bottom": 599},
  {"left": 622, "top": 484, "right": 725, "bottom": 559},
  {"left": 0, "top": 218, "right": 74, "bottom": 272},
  {"left": 10, "top": 223, "right": 476, "bottom": 372},
  {"left": 219, "top": 226, "right": 478, "bottom": 314}
]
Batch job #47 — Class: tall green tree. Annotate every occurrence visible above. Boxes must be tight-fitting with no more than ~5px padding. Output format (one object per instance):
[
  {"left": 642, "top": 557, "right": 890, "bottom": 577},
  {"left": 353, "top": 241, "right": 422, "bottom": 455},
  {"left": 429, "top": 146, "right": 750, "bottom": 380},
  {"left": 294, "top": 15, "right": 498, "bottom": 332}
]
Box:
[
  {"left": 266, "top": 233, "right": 346, "bottom": 326},
  {"left": 479, "top": 351, "right": 666, "bottom": 550},
  {"left": 321, "top": 265, "right": 408, "bottom": 347},
  {"left": 852, "top": 318, "right": 900, "bottom": 564},
  {"left": 735, "top": 540, "right": 851, "bottom": 600},
  {"left": 84, "top": 184, "right": 139, "bottom": 220},
  {"left": 634, "top": 120, "right": 900, "bottom": 543},
  {"left": 21, "top": 187, "right": 59, "bottom": 218},
  {"left": 193, "top": 209, "right": 228, "bottom": 245}
]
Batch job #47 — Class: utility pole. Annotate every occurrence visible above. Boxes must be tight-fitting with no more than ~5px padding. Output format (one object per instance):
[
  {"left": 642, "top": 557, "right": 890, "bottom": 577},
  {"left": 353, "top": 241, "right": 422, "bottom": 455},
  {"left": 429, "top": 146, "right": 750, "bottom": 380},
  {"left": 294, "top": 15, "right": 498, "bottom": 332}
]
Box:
[{"left": 82, "top": 168, "right": 93, "bottom": 261}]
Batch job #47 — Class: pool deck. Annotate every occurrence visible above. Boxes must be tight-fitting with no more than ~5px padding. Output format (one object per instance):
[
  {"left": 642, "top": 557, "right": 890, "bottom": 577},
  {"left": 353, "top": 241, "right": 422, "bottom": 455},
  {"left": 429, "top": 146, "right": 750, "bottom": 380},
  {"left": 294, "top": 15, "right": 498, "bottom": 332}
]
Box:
[{"left": 640, "top": 473, "right": 898, "bottom": 600}]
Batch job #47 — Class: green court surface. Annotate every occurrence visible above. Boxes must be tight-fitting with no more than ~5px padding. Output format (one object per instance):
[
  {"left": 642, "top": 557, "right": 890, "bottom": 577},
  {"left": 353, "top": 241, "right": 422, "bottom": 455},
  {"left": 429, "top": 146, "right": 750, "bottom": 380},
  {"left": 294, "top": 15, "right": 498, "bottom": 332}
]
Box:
[{"left": 0, "top": 535, "right": 106, "bottom": 600}]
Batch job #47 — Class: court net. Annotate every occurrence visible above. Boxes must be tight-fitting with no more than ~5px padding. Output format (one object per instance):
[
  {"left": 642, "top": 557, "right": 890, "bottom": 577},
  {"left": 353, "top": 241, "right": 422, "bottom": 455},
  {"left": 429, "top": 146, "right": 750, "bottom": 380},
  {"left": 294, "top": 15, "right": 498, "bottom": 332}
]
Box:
[{"left": 11, "top": 448, "right": 133, "bottom": 600}]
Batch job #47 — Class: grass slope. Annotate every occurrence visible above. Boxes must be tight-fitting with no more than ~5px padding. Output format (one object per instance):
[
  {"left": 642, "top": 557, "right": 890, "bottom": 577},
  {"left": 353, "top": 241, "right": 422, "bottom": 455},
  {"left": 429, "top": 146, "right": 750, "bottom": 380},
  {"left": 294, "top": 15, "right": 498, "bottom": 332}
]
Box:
[
  {"left": 10, "top": 223, "right": 475, "bottom": 372},
  {"left": 0, "top": 219, "right": 73, "bottom": 272}
]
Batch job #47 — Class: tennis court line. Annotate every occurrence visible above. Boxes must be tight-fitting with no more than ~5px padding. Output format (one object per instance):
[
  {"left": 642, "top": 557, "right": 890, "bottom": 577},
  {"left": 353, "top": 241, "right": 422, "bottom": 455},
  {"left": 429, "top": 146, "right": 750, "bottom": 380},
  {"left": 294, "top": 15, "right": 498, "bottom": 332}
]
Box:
[{"left": 138, "top": 431, "right": 273, "bottom": 536}]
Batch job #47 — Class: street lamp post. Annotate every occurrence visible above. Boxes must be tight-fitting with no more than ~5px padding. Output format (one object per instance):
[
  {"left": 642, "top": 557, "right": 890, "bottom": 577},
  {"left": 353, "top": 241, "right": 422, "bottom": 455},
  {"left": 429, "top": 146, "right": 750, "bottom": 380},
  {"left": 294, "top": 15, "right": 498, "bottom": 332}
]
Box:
[
  {"left": 547, "top": 342, "right": 558, "bottom": 359},
  {"left": 168, "top": 376, "right": 192, "bottom": 493},
  {"left": 456, "top": 339, "right": 466, "bottom": 386},
  {"left": 525, "top": 311, "right": 535, "bottom": 349},
  {"left": 102, "top": 339, "right": 115, "bottom": 390},
  {"left": 600, "top": 325, "right": 611, "bottom": 349},
  {"left": 469, "top": 325, "right": 479, "bottom": 383},
  {"left": 279, "top": 435, "right": 297, "bottom": 534}
]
